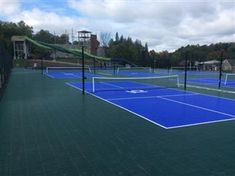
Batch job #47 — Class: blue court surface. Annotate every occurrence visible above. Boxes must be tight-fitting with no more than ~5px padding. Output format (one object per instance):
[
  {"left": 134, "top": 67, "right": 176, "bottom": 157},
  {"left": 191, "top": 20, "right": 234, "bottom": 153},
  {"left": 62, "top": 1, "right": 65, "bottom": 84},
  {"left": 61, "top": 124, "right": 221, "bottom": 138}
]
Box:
[{"left": 67, "top": 81, "right": 235, "bottom": 129}]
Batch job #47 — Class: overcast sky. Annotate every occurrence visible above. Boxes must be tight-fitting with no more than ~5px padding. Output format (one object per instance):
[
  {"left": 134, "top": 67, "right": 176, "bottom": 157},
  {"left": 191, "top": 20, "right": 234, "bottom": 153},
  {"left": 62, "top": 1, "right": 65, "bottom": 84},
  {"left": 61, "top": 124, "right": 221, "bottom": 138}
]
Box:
[{"left": 0, "top": 0, "right": 234, "bottom": 51}]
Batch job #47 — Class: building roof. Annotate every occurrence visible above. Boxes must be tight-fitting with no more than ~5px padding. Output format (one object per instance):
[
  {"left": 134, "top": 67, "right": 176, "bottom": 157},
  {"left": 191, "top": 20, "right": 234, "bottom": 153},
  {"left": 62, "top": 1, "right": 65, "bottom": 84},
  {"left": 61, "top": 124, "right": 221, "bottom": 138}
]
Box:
[
  {"left": 77, "top": 30, "right": 91, "bottom": 33},
  {"left": 11, "top": 36, "right": 27, "bottom": 42},
  {"left": 200, "top": 60, "right": 220, "bottom": 65},
  {"left": 226, "top": 59, "right": 235, "bottom": 66}
]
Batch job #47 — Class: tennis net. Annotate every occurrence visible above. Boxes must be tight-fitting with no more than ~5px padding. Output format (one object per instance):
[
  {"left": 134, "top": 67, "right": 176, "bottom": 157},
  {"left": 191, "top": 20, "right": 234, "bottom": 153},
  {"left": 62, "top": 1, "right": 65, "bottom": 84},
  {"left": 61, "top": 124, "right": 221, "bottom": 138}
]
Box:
[
  {"left": 46, "top": 66, "right": 91, "bottom": 74},
  {"left": 117, "top": 67, "right": 152, "bottom": 74},
  {"left": 170, "top": 66, "right": 198, "bottom": 73},
  {"left": 92, "top": 75, "right": 180, "bottom": 92}
]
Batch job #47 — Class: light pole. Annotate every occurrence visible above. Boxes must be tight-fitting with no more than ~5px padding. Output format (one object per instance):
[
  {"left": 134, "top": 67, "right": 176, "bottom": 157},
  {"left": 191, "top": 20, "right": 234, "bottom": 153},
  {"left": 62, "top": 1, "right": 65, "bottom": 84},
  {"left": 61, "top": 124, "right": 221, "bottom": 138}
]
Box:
[{"left": 78, "top": 30, "right": 91, "bottom": 95}]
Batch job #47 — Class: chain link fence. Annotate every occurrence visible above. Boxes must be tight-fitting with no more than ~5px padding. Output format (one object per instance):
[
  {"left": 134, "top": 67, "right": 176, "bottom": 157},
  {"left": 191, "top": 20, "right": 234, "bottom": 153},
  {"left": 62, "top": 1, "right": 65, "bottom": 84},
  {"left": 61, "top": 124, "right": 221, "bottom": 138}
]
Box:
[{"left": 0, "top": 43, "right": 13, "bottom": 99}]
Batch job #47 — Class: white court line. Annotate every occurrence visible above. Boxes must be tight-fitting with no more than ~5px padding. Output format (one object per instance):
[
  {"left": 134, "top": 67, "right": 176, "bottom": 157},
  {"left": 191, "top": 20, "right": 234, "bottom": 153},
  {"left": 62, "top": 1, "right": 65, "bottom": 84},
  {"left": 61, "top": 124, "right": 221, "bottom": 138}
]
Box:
[
  {"left": 98, "top": 72, "right": 113, "bottom": 76},
  {"left": 107, "top": 96, "right": 158, "bottom": 101},
  {"left": 66, "top": 82, "right": 235, "bottom": 129},
  {"left": 94, "top": 79, "right": 235, "bottom": 103},
  {"left": 180, "top": 84, "right": 235, "bottom": 95},
  {"left": 99, "top": 82, "right": 235, "bottom": 117},
  {"left": 66, "top": 82, "right": 168, "bottom": 129},
  {"left": 107, "top": 93, "right": 198, "bottom": 101},
  {"left": 62, "top": 72, "right": 77, "bottom": 78},
  {"left": 108, "top": 92, "right": 235, "bottom": 128},
  {"left": 158, "top": 96, "right": 235, "bottom": 118},
  {"left": 172, "top": 84, "right": 235, "bottom": 102},
  {"left": 160, "top": 93, "right": 199, "bottom": 98},
  {"left": 166, "top": 117, "right": 235, "bottom": 129},
  {"left": 98, "top": 81, "right": 159, "bottom": 92},
  {"left": 225, "top": 85, "right": 235, "bottom": 89},
  {"left": 188, "top": 81, "right": 218, "bottom": 85},
  {"left": 46, "top": 74, "right": 55, "bottom": 78},
  {"left": 98, "top": 75, "right": 235, "bottom": 102},
  {"left": 98, "top": 78, "right": 179, "bottom": 93},
  {"left": 100, "top": 82, "right": 126, "bottom": 90}
]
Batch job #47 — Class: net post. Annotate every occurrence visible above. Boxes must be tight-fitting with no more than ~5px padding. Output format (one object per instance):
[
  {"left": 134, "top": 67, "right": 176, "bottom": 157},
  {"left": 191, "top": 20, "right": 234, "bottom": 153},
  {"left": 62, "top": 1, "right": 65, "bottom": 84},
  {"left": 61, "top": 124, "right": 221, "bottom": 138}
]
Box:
[
  {"left": 176, "top": 75, "right": 180, "bottom": 87},
  {"left": 92, "top": 77, "right": 95, "bottom": 93},
  {"left": 224, "top": 74, "right": 228, "bottom": 85},
  {"left": 116, "top": 67, "right": 119, "bottom": 74}
]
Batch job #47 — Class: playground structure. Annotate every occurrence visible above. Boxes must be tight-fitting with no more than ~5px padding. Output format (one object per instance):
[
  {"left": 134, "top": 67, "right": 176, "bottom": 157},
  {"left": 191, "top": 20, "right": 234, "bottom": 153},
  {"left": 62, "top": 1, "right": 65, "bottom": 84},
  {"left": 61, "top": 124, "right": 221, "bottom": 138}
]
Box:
[
  {"left": 11, "top": 36, "right": 31, "bottom": 60},
  {"left": 11, "top": 32, "right": 106, "bottom": 61},
  {"left": 11, "top": 36, "right": 111, "bottom": 62}
]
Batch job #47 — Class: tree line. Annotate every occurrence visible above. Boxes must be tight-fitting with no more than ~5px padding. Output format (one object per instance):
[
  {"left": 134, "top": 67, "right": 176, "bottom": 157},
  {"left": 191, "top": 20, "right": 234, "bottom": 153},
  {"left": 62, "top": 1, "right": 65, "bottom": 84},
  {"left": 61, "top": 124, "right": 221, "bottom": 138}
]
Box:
[
  {"left": 107, "top": 33, "right": 235, "bottom": 68},
  {"left": 106, "top": 32, "right": 150, "bottom": 66},
  {"left": 0, "top": 20, "right": 234, "bottom": 67}
]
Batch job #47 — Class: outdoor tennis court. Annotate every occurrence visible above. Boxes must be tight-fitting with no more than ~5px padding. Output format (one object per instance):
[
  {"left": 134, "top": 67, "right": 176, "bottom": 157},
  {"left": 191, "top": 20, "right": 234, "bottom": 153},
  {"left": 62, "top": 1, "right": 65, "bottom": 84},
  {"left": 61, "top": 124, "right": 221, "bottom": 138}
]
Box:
[
  {"left": 44, "top": 67, "right": 235, "bottom": 129},
  {"left": 67, "top": 76, "right": 235, "bottom": 129},
  {"left": 2, "top": 68, "right": 235, "bottom": 176},
  {"left": 1, "top": 6, "right": 235, "bottom": 175}
]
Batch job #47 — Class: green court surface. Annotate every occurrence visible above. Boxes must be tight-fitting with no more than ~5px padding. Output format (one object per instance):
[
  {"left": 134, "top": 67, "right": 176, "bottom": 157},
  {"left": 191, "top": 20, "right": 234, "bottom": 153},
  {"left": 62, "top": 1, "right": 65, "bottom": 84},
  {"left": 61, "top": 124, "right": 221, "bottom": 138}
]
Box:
[{"left": 1, "top": 68, "right": 235, "bottom": 176}]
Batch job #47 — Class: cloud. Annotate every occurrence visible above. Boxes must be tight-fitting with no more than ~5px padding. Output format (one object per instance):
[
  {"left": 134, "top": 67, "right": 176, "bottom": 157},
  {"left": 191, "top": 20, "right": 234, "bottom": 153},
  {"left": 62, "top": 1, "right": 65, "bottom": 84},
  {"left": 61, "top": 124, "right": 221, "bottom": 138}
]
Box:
[
  {"left": 67, "top": 0, "right": 222, "bottom": 25},
  {"left": 8, "top": 8, "right": 87, "bottom": 34},
  {"left": 1, "top": 0, "right": 234, "bottom": 51},
  {"left": 67, "top": 0, "right": 185, "bottom": 24},
  {"left": 178, "top": 6, "right": 235, "bottom": 39},
  {"left": 0, "top": 0, "right": 21, "bottom": 15},
  {"left": 66, "top": 0, "right": 235, "bottom": 51}
]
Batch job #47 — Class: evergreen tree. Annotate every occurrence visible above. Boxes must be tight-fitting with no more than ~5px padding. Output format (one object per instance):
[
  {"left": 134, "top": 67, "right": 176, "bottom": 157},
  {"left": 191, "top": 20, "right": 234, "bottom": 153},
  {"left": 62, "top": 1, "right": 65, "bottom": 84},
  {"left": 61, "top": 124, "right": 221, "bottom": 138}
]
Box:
[{"left": 115, "top": 32, "right": 119, "bottom": 42}]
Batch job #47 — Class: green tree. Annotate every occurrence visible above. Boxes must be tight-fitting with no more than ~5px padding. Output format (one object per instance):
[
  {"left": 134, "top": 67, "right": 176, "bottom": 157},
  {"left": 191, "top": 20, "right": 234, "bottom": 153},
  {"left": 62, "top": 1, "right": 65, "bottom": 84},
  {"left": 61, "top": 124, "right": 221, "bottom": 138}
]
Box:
[
  {"left": 115, "top": 32, "right": 119, "bottom": 42},
  {"left": 57, "top": 34, "right": 69, "bottom": 44},
  {"left": 0, "top": 20, "right": 33, "bottom": 53},
  {"left": 34, "top": 30, "right": 55, "bottom": 43}
]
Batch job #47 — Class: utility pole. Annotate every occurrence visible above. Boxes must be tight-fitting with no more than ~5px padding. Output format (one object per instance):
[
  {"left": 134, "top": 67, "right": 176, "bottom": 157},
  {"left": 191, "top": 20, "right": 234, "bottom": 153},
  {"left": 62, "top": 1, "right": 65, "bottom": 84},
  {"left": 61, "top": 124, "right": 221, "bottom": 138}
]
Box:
[{"left": 218, "top": 50, "right": 224, "bottom": 88}]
